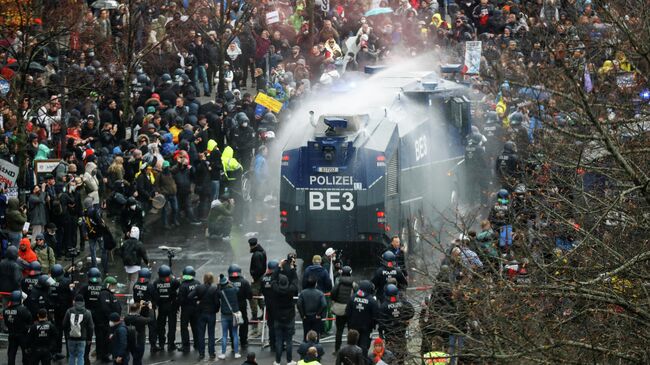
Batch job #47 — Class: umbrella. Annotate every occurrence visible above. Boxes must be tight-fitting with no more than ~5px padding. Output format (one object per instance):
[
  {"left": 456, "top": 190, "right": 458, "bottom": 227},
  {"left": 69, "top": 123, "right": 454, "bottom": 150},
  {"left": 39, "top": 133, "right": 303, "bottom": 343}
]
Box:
[
  {"left": 364, "top": 7, "right": 393, "bottom": 17},
  {"left": 7, "top": 61, "right": 46, "bottom": 73},
  {"left": 91, "top": 0, "right": 120, "bottom": 9}
]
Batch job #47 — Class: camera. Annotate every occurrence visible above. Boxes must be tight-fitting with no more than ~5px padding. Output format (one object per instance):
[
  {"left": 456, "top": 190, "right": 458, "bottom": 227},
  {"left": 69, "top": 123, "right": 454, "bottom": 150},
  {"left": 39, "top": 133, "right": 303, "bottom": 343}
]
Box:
[{"left": 66, "top": 247, "right": 80, "bottom": 258}]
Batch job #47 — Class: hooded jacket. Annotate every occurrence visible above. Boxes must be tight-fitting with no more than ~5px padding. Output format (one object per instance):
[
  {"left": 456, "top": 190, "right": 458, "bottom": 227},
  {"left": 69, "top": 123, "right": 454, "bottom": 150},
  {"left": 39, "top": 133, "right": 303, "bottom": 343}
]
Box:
[
  {"left": 83, "top": 161, "right": 100, "bottom": 204},
  {"left": 0, "top": 246, "right": 22, "bottom": 292},
  {"left": 63, "top": 301, "right": 95, "bottom": 340},
  {"left": 249, "top": 244, "right": 267, "bottom": 281},
  {"left": 221, "top": 146, "right": 242, "bottom": 180},
  {"left": 302, "top": 264, "right": 332, "bottom": 293},
  {"left": 161, "top": 132, "right": 176, "bottom": 157},
  {"left": 271, "top": 273, "right": 299, "bottom": 322},
  {"left": 18, "top": 238, "right": 38, "bottom": 266},
  {"left": 5, "top": 197, "right": 26, "bottom": 232}
]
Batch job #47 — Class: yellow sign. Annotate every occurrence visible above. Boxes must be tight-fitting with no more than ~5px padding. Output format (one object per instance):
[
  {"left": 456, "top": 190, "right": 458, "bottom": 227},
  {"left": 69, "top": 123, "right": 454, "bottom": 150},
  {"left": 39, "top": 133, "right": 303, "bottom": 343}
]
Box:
[{"left": 255, "top": 92, "right": 283, "bottom": 113}]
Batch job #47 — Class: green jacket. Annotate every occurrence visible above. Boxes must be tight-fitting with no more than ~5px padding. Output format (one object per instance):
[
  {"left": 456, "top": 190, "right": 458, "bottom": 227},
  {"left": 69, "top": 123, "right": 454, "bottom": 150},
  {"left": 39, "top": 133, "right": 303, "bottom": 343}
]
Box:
[
  {"left": 6, "top": 197, "right": 27, "bottom": 232},
  {"left": 34, "top": 244, "right": 56, "bottom": 274}
]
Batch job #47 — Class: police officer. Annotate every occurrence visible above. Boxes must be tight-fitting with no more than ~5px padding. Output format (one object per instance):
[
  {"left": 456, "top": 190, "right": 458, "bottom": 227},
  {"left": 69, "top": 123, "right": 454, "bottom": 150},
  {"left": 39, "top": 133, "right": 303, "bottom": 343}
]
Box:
[
  {"left": 371, "top": 251, "right": 407, "bottom": 303},
  {"left": 3, "top": 290, "right": 32, "bottom": 365},
  {"left": 378, "top": 284, "right": 415, "bottom": 365},
  {"left": 261, "top": 260, "right": 278, "bottom": 350},
  {"left": 25, "top": 274, "right": 52, "bottom": 320},
  {"left": 346, "top": 280, "right": 378, "bottom": 356},
  {"left": 97, "top": 276, "right": 121, "bottom": 362},
  {"left": 28, "top": 308, "right": 57, "bottom": 365},
  {"left": 21, "top": 261, "right": 42, "bottom": 295},
  {"left": 178, "top": 266, "right": 200, "bottom": 353},
  {"left": 133, "top": 267, "right": 158, "bottom": 352},
  {"left": 76, "top": 267, "right": 103, "bottom": 364},
  {"left": 49, "top": 264, "right": 73, "bottom": 359},
  {"left": 153, "top": 264, "right": 180, "bottom": 352},
  {"left": 464, "top": 131, "right": 489, "bottom": 205},
  {"left": 495, "top": 140, "right": 521, "bottom": 189},
  {"left": 228, "top": 264, "right": 253, "bottom": 349}
]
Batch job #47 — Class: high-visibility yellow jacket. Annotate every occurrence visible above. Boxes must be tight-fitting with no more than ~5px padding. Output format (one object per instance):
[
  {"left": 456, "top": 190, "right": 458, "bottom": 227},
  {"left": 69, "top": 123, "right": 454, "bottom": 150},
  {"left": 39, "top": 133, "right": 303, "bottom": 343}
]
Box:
[{"left": 423, "top": 351, "right": 450, "bottom": 364}]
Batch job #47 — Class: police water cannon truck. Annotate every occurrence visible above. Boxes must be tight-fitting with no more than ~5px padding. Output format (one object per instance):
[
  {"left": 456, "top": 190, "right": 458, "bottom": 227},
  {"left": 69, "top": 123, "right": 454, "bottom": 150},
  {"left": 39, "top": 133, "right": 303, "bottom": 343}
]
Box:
[{"left": 280, "top": 69, "right": 473, "bottom": 261}]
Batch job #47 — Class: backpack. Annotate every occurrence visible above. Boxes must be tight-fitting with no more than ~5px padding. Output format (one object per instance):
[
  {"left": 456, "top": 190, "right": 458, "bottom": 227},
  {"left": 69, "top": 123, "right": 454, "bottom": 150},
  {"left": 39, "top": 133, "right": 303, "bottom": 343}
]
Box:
[
  {"left": 69, "top": 312, "right": 83, "bottom": 338},
  {"left": 120, "top": 240, "right": 138, "bottom": 265},
  {"left": 51, "top": 194, "right": 64, "bottom": 216},
  {"left": 126, "top": 324, "right": 139, "bottom": 352}
]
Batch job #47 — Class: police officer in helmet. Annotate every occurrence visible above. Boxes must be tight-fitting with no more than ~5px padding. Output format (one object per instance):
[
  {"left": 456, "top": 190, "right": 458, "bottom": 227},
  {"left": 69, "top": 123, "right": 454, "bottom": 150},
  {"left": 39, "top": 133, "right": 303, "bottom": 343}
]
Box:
[
  {"left": 133, "top": 267, "right": 158, "bottom": 352},
  {"left": 464, "top": 130, "right": 489, "bottom": 206},
  {"left": 76, "top": 267, "right": 104, "bottom": 363},
  {"left": 178, "top": 266, "right": 201, "bottom": 353},
  {"left": 21, "top": 260, "right": 42, "bottom": 296},
  {"left": 228, "top": 263, "right": 253, "bottom": 349},
  {"left": 28, "top": 308, "right": 57, "bottom": 364},
  {"left": 2, "top": 290, "right": 32, "bottom": 365},
  {"left": 49, "top": 264, "right": 74, "bottom": 360},
  {"left": 496, "top": 140, "right": 521, "bottom": 189},
  {"left": 260, "top": 260, "right": 279, "bottom": 350},
  {"left": 378, "top": 284, "right": 415, "bottom": 364},
  {"left": 371, "top": 251, "right": 407, "bottom": 303},
  {"left": 346, "top": 280, "right": 379, "bottom": 356},
  {"left": 153, "top": 264, "right": 180, "bottom": 352},
  {"left": 97, "top": 276, "right": 122, "bottom": 362},
  {"left": 25, "top": 273, "right": 52, "bottom": 320}
]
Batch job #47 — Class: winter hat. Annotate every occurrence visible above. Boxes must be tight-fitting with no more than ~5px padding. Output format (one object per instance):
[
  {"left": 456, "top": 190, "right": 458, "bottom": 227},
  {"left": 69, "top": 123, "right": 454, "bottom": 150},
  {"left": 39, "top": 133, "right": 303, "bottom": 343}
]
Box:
[
  {"left": 35, "top": 233, "right": 45, "bottom": 240},
  {"left": 325, "top": 248, "right": 335, "bottom": 257},
  {"left": 248, "top": 238, "right": 258, "bottom": 246},
  {"left": 130, "top": 226, "right": 140, "bottom": 240},
  {"left": 109, "top": 312, "right": 120, "bottom": 322},
  {"left": 74, "top": 295, "right": 84, "bottom": 303},
  {"left": 219, "top": 274, "right": 229, "bottom": 285}
]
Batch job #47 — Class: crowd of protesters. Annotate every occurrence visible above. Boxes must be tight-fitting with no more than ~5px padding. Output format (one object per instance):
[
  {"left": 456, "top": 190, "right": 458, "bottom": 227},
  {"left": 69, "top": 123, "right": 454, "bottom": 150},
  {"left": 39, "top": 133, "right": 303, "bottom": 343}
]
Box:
[{"left": 0, "top": 0, "right": 644, "bottom": 363}]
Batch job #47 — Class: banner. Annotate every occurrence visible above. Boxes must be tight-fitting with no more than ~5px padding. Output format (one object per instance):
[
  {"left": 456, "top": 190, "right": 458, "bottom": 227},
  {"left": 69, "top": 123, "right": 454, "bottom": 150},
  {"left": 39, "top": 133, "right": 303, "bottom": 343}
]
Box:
[
  {"left": 462, "top": 41, "right": 482, "bottom": 75},
  {"left": 266, "top": 10, "right": 280, "bottom": 24},
  {"left": 255, "top": 92, "right": 283, "bottom": 113},
  {"left": 34, "top": 159, "right": 61, "bottom": 173},
  {"left": 0, "top": 159, "right": 19, "bottom": 187}
]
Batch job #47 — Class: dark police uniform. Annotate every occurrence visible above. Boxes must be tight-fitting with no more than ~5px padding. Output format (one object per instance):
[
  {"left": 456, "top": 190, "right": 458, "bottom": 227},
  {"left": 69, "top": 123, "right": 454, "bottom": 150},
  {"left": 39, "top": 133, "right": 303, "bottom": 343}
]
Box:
[
  {"left": 28, "top": 319, "right": 57, "bottom": 364},
  {"left": 378, "top": 297, "right": 415, "bottom": 364},
  {"left": 25, "top": 282, "right": 52, "bottom": 320},
  {"left": 153, "top": 276, "right": 180, "bottom": 350},
  {"left": 260, "top": 270, "right": 276, "bottom": 349},
  {"left": 371, "top": 265, "right": 407, "bottom": 303},
  {"left": 3, "top": 302, "right": 32, "bottom": 365},
  {"left": 50, "top": 274, "right": 74, "bottom": 355},
  {"left": 98, "top": 286, "right": 121, "bottom": 361},
  {"left": 345, "top": 281, "right": 378, "bottom": 356},
  {"left": 133, "top": 278, "right": 157, "bottom": 350},
  {"left": 20, "top": 273, "right": 40, "bottom": 296},
  {"left": 77, "top": 282, "right": 104, "bottom": 363},
  {"left": 177, "top": 277, "right": 200, "bottom": 352}
]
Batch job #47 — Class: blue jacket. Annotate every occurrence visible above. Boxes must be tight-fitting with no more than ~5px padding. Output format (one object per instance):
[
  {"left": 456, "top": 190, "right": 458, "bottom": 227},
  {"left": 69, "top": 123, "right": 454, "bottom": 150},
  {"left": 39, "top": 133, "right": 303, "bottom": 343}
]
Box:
[{"left": 302, "top": 265, "right": 332, "bottom": 293}]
